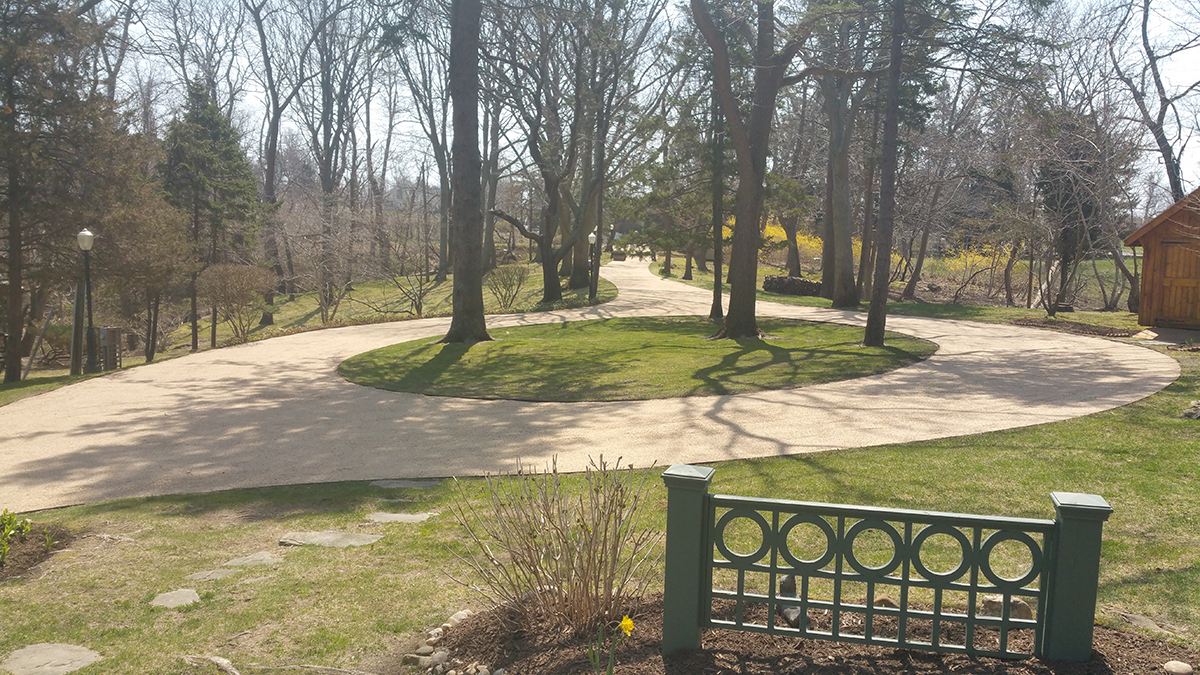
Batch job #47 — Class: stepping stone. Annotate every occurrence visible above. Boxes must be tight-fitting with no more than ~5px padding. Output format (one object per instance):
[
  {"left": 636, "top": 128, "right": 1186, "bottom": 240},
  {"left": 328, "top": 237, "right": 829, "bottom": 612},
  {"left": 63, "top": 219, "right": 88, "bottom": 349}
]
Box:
[
  {"left": 223, "top": 551, "right": 282, "bottom": 567},
  {"left": 239, "top": 575, "right": 276, "bottom": 584},
  {"left": 370, "top": 479, "right": 439, "bottom": 489},
  {"left": 185, "top": 568, "right": 241, "bottom": 581},
  {"left": 150, "top": 589, "right": 200, "bottom": 608},
  {"left": 1, "top": 644, "right": 101, "bottom": 675},
  {"left": 279, "top": 531, "right": 383, "bottom": 548},
  {"left": 366, "top": 512, "right": 436, "bottom": 523}
]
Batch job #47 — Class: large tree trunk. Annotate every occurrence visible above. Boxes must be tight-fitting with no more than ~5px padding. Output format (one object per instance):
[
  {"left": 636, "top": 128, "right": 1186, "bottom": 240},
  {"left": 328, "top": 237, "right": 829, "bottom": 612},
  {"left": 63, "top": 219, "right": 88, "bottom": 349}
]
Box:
[
  {"left": 1003, "top": 241, "right": 1022, "bottom": 307},
  {"left": 821, "top": 155, "right": 835, "bottom": 297},
  {"left": 900, "top": 221, "right": 931, "bottom": 300},
  {"left": 569, "top": 120, "right": 595, "bottom": 289},
  {"left": 662, "top": 214, "right": 673, "bottom": 276},
  {"left": 693, "top": 0, "right": 800, "bottom": 339},
  {"left": 857, "top": 104, "right": 881, "bottom": 301},
  {"left": 483, "top": 96, "right": 502, "bottom": 273},
  {"left": 4, "top": 177, "right": 23, "bottom": 383},
  {"left": 864, "top": 0, "right": 904, "bottom": 347},
  {"left": 190, "top": 271, "right": 199, "bottom": 351},
  {"left": 782, "top": 215, "right": 802, "bottom": 276},
  {"left": 436, "top": 153, "right": 451, "bottom": 282},
  {"left": 823, "top": 83, "right": 858, "bottom": 307},
  {"left": 441, "top": 0, "right": 490, "bottom": 344},
  {"left": 709, "top": 82, "right": 724, "bottom": 321},
  {"left": 146, "top": 292, "right": 160, "bottom": 362}
]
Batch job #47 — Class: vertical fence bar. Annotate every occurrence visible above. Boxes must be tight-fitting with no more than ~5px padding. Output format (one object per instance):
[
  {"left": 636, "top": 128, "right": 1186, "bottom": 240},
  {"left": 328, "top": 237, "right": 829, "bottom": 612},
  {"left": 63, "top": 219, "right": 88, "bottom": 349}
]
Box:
[
  {"left": 1041, "top": 492, "right": 1113, "bottom": 662},
  {"left": 661, "top": 464, "right": 716, "bottom": 657}
]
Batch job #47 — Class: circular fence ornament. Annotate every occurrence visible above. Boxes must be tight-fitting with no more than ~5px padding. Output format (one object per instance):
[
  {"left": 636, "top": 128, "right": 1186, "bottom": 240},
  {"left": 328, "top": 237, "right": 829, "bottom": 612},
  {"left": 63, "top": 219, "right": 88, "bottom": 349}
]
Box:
[
  {"left": 714, "top": 508, "right": 772, "bottom": 564},
  {"left": 844, "top": 519, "right": 904, "bottom": 578},
  {"left": 979, "top": 530, "right": 1043, "bottom": 591},
  {"left": 910, "top": 524, "right": 973, "bottom": 583},
  {"left": 777, "top": 513, "right": 837, "bottom": 572}
]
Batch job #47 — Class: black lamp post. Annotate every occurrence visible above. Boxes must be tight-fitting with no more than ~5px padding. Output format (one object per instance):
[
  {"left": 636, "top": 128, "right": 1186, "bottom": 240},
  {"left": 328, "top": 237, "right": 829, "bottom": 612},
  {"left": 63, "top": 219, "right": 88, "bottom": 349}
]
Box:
[
  {"left": 78, "top": 228, "right": 99, "bottom": 374},
  {"left": 588, "top": 231, "right": 599, "bottom": 302}
]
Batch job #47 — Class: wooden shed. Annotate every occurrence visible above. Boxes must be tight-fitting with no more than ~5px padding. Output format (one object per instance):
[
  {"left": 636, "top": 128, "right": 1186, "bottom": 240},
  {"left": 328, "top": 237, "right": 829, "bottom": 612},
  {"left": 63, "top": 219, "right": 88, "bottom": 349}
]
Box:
[{"left": 1124, "top": 187, "right": 1200, "bottom": 328}]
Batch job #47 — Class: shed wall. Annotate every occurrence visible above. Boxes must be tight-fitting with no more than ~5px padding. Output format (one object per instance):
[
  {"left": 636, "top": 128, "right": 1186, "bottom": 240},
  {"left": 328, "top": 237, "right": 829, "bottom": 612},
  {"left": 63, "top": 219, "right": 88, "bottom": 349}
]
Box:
[{"left": 1140, "top": 211, "right": 1200, "bottom": 328}]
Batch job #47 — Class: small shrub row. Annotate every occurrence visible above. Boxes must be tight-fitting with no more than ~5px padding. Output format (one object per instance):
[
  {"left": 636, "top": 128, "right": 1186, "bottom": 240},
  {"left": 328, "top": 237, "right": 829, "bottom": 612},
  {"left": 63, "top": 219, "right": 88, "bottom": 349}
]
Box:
[{"left": 763, "top": 275, "right": 822, "bottom": 297}]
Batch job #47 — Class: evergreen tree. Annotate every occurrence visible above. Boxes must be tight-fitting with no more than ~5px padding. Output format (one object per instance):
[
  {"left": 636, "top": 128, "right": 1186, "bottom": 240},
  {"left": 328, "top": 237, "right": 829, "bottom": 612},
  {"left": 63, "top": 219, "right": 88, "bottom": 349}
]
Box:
[
  {"left": 2, "top": 0, "right": 126, "bottom": 383},
  {"left": 161, "top": 80, "right": 259, "bottom": 351}
]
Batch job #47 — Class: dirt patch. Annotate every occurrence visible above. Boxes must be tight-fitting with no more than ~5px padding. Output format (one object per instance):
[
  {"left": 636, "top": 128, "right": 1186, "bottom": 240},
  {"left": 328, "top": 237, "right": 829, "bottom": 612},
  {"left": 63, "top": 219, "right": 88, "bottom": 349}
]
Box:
[
  {"left": 0, "top": 523, "right": 75, "bottom": 581},
  {"left": 436, "top": 594, "right": 1199, "bottom": 675},
  {"left": 1009, "top": 318, "right": 1141, "bottom": 338}
]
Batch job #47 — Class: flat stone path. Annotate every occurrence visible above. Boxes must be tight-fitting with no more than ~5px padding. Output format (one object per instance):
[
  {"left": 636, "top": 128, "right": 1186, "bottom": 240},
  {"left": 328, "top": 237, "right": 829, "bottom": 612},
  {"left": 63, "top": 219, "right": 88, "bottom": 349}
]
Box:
[
  {"left": 0, "top": 261, "right": 1179, "bottom": 513},
  {"left": 0, "top": 643, "right": 102, "bottom": 675}
]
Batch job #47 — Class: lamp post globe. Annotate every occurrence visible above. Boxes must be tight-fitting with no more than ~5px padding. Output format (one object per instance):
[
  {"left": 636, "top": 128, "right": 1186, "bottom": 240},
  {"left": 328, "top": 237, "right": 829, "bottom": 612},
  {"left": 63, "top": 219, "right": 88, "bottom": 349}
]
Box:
[
  {"left": 77, "top": 229, "right": 94, "bottom": 252},
  {"left": 78, "top": 229, "right": 98, "bottom": 373},
  {"left": 587, "top": 231, "right": 599, "bottom": 302}
]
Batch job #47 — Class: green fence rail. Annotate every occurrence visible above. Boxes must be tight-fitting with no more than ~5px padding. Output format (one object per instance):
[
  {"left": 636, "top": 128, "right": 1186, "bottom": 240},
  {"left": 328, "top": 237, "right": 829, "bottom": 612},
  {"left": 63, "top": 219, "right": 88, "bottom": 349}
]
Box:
[{"left": 661, "top": 465, "right": 1112, "bottom": 663}]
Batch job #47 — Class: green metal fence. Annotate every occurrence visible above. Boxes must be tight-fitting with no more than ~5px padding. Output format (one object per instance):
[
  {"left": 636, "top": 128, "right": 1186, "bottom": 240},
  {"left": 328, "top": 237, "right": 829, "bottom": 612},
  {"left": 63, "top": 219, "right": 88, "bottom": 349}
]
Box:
[{"left": 662, "top": 465, "right": 1113, "bottom": 663}]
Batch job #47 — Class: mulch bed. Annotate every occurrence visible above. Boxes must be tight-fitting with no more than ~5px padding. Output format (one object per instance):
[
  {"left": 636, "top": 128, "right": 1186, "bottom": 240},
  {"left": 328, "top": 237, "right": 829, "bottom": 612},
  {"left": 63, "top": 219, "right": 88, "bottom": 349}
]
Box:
[
  {"left": 0, "top": 522, "right": 75, "bottom": 582},
  {"left": 1008, "top": 318, "right": 1141, "bottom": 338},
  {"left": 438, "top": 594, "right": 1198, "bottom": 674}
]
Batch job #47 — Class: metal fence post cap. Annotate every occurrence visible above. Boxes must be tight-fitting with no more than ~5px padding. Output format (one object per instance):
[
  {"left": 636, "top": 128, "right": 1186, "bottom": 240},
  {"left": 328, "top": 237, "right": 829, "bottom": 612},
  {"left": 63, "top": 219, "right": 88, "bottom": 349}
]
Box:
[
  {"left": 662, "top": 464, "right": 715, "bottom": 490},
  {"left": 1051, "top": 492, "right": 1113, "bottom": 521}
]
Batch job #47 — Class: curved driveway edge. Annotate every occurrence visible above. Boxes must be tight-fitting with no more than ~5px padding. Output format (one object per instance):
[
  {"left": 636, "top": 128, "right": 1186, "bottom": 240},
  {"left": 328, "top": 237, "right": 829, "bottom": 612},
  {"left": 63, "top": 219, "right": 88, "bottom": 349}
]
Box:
[{"left": 0, "top": 260, "right": 1180, "bottom": 513}]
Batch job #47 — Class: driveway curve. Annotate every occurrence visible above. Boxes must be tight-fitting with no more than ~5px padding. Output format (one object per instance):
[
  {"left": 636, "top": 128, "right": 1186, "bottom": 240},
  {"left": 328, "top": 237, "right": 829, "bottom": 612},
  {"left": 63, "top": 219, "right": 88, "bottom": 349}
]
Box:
[{"left": 0, "top": 260, "right": 1180, "bottom": 513}]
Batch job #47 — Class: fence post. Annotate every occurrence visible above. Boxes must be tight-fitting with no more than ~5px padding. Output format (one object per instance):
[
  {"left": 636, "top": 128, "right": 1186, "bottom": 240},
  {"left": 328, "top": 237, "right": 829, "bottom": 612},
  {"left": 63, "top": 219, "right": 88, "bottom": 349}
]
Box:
[
  {"left": 661, "top": 464, "right": 715, "bottom": 657},
  {"left": 1042, "top": 492, "right": 1113, "bottom": 662}
]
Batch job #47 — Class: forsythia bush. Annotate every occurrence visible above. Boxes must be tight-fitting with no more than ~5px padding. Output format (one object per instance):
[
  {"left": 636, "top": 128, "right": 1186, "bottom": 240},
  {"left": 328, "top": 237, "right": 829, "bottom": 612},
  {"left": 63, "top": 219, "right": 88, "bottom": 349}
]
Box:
[{"left": 760, "top": 223, "right": 862, "bottom": 269}]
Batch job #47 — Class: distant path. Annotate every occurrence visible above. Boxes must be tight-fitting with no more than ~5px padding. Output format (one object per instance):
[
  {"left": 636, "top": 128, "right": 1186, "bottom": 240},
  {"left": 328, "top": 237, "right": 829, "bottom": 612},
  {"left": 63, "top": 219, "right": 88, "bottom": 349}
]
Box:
[{"left": 0, "top": 260, "right": 1179, "bottom": 513}]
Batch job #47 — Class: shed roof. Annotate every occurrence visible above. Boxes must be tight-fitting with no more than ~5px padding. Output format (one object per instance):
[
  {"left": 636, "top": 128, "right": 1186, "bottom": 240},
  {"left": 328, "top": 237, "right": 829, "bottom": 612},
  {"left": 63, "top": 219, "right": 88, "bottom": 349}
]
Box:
[{"left": 1125, "top": 186, "right": 1200, "bottom": 246}]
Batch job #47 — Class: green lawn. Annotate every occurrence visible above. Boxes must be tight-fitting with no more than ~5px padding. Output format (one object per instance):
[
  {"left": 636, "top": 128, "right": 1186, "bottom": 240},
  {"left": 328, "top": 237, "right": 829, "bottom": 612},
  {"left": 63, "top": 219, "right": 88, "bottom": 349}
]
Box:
[
  {"left": 660, "top": 261, "right": 1144, "bottom": 332},
  {"left": 203, "top": 265, "right": 619, "bottom": 348},
  {"left": 338, "top": 317, "right": 936, "bottom": 401},
  {"left": 3, "top": 348, "right": 1198, "bottom": 673},
  {"left": 0, "top": 352, "right": 178, "bottom": 408},
  {"left": 1, "top": 266, "right": 617, "bottom": 408}
]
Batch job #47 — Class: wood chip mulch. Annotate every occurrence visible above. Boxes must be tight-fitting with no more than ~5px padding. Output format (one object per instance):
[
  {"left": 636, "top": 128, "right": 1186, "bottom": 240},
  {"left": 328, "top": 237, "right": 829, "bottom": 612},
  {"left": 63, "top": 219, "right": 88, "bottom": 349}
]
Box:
[
  {"left": 1008, "top": 318, "right": 1141, "bottom": 338},
  {"left": 437, "top": 594, "right": 1198, "bottom": 675}
]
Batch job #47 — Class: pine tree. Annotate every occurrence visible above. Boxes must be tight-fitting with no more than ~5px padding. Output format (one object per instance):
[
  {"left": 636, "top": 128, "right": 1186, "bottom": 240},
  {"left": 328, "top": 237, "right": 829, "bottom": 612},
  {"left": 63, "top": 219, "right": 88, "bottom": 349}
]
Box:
[{"left": 161, "top": 80, "right": 259, "bottom": 352}]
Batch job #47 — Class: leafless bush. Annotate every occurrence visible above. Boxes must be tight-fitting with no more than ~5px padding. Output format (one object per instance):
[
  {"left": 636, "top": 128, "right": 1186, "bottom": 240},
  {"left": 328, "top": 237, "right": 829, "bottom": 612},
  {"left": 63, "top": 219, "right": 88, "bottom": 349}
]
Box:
[
  {"left": 197, "top": 264, "right": 276, "bottom": 341},
  {"left": 485, "top": 263, "right": 530, "bottom": 309},
  {"left": 351, "top": 237, "right": 440, "bottom": 317},
  {"left": 450, "top": 457, "right": 661, "bottom": 634}
]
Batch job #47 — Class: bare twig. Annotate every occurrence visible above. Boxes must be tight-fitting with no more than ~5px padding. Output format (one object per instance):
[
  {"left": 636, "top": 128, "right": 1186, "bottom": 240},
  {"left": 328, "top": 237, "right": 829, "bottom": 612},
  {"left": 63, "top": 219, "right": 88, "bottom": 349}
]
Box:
[
  {"left": 181, "top": 656, "right": 380, "bottom": 675},
  {"left": 239, "top": 664, "right": 380, "bottom": 674}
]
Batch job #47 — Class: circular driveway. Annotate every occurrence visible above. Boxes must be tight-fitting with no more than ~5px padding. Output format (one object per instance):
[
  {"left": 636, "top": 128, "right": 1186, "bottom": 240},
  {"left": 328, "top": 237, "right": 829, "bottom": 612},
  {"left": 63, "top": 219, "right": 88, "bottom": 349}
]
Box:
[{"left": 0, "top": 260, "right": 1179, "bottom": 513}]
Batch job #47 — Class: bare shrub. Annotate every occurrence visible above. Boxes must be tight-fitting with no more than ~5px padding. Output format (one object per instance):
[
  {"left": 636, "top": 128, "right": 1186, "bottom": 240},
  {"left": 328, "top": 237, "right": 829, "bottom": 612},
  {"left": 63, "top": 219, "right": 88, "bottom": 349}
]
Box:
[
  {"left": 450, "top": 457, "right": 661, "bottom": 633},
  {"left": 485, "top": 263, "right": 531, "bottom": 310},
  {"left": 352, "top": 238, "right": 440, "bottom": 317},
  {"left": 197, "top": 264, "right": 276, "bottom": 342}
]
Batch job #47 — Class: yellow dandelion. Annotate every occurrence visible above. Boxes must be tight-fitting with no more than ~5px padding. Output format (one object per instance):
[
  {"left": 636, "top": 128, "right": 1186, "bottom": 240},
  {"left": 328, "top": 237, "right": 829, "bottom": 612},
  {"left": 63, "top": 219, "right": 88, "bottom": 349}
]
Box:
[{"left": 619, "top": 615, "right": 634, "bottom": 637}]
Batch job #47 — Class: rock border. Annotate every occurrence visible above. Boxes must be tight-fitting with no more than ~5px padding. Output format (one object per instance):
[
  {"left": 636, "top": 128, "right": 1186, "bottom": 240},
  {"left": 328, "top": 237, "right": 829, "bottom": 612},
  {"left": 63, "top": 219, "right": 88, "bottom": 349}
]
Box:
[{"left": 402, "top": 610, "right": 504, "bottom": 675}]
